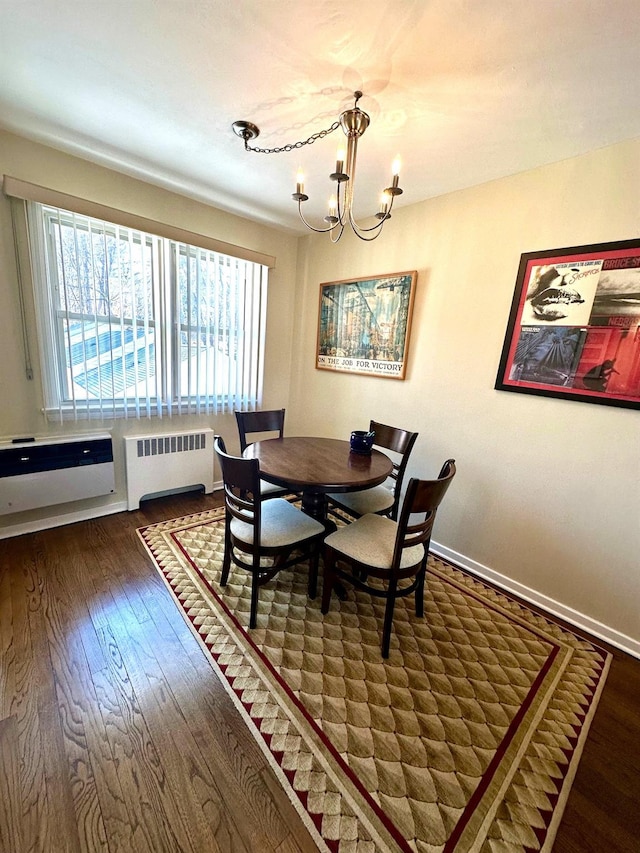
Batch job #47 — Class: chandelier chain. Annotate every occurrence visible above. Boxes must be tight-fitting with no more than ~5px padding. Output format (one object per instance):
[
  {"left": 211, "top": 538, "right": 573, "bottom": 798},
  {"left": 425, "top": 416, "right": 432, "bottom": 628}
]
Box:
[{"left": 244, "top": 121, "right": 341, "bottom": 154}]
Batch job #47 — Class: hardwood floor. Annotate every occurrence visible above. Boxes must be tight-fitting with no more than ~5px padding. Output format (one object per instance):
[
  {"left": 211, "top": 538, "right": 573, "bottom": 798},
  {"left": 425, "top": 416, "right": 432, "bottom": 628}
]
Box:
[{"left": 1, "top": 490, "right": 638, "bottom": 852}]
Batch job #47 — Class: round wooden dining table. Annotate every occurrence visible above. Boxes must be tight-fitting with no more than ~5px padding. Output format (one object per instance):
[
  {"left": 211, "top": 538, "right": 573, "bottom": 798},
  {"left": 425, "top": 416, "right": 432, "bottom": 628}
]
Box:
[{"left": 243, "top": 436, "right": 393, "bottom": 524}]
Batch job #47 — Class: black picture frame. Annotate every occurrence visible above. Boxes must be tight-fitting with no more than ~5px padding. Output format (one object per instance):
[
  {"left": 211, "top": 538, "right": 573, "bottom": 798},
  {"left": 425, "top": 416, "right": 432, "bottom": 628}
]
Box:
[{"left": 495, "top": 239, "right": 640, "bottom": 409}]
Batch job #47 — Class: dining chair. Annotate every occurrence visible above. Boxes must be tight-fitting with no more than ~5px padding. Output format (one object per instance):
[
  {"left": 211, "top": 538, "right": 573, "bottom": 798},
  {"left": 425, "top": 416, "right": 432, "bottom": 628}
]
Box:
[
  {"left": 234, "top": 408, "right": 291, "bottom": 499},
  {"left": 214, "top": 437, "right": 325, "bottom": 628},
  {"left": 322, "top": 459, "right": 456, "bottom": 657},
  {"left": 326, "top": 420, "right": 418, "bottom": 521}
]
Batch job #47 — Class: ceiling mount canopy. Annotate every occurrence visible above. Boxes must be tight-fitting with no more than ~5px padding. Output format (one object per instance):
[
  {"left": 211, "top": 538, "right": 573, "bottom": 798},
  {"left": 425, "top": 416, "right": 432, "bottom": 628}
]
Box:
[{"left": 232, "top": 91, "right": 403, "bottom": 242}]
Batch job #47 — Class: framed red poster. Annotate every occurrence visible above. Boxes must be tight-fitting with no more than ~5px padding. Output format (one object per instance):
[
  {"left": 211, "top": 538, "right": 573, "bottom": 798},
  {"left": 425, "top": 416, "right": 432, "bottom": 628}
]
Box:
[{"left": 495, "top": 239, "right": 640, "bottom": 409}]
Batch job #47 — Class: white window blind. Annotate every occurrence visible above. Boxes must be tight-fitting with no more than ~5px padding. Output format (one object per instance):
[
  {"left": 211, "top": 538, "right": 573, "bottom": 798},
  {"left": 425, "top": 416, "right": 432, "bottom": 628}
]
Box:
[{"left": 27, "top": 201, "right": 268, "bottom": 421}]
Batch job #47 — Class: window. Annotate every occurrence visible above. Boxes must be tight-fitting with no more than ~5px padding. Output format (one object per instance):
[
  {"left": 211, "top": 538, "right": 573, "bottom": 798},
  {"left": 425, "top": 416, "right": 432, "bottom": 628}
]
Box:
[{"left": 27, "top": 202, "right": 267, "bottom": 420}]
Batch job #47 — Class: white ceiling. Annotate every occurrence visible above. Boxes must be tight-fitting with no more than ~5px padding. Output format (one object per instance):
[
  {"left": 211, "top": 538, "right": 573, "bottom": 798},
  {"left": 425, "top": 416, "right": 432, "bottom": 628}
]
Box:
[{"left": 1, "top": 1, "right": 639, "bottom": 234}]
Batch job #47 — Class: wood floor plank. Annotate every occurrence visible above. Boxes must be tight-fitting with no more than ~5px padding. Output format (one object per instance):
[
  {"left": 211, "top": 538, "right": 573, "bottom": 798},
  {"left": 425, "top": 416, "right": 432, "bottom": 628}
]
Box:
[
  {"left": 34, "top": 532, "right": 108, "bottom": 852},
  {"left": 57, "top": 537, "right": 144, "bottom": 853},
  {"left": 96, "top": 589, "right": 238, "bottom": 852},
  {"left": 90, "top": 518, "right": 226, "bottom": 850},
  {"left": 0, "top": 715, "right": 24, "bottom": 853},
  {"left": 9, "top": 542, "right": 61, "bottom": 853},
  {"left": 81, "top": 531, "right": 204, "bottom": 852},
  {"left": 0, "top": 559, "right": 15, "bottom": 719},
  {"left": 91, "top": 663, "right": 181, "bottom": 853},
  {"left": 88, "top": 598, "right": 196, "bottom": 852}
]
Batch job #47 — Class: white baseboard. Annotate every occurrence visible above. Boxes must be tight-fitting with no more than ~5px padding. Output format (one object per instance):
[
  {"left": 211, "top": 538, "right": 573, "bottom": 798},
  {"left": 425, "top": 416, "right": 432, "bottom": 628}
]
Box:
[
  {"left": 0, "top": 500, "right": 129, "bottom": 539},
  {"left": 431, "top": 539, "right": 640, "bottom": 661}
]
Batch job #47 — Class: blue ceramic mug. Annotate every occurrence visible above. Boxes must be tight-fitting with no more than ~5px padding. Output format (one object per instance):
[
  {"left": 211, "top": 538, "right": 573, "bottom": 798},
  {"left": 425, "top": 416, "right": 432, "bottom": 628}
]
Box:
[{"left": 350, "top": 430, "right": 375, "bottom": 454}]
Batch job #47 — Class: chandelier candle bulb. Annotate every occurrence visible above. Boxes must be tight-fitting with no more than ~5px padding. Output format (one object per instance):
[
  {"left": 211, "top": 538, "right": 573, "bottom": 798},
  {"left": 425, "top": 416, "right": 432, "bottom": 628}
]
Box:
[
  {"left": 296, "top": 169, "right": 304, "bottom": 195},
  {"left": 336, "top": 148, "right": 345, "bottom": 174},
  {"left": 392, "top": 157, "right": 401, "bottom": 188},
  {"left": 329, "top": 195, "right": 337, "bottom": 218}
]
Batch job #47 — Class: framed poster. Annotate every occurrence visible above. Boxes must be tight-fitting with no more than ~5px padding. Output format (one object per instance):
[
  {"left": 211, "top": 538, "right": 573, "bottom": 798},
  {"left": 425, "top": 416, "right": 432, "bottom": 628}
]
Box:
[
  {"left": 495, "top": 239, "right": 640, "bottom": 409},
  {"left": 316, "top": 271, "right": 417, "bottom": 379}
]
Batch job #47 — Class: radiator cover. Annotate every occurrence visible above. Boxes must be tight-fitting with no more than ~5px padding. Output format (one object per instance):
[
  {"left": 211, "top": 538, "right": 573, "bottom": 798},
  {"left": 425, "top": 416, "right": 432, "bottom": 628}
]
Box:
[
  {"left": 124, "top": 428, "right": 214, "bottom": 510},
  {"left": 0, "top": 434, "right": 115, "bottom": 515}
]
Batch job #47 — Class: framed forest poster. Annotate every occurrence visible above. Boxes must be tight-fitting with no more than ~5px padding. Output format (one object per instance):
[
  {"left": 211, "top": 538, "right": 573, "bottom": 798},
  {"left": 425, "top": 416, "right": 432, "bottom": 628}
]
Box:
[
  {"left": 316, "top": 271, "right": 417, "bottom": 379},
  {"left": 495, "top": 239, "right": 640, "bottom": 409}
]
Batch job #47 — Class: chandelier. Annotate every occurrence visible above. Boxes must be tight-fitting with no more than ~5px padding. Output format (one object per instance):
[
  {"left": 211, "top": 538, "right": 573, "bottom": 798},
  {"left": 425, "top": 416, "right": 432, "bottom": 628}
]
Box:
[{"left": 232, "top": 91, "right": 403, "bottom": 242}]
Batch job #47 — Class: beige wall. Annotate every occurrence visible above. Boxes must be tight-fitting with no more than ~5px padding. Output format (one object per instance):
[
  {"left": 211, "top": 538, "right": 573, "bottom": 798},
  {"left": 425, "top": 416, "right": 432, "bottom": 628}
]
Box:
[
  {"left": 0, "top": 130, "right": 299, "bottom": 525},
  {"left": 289, "top": 138, "right": 640, "bottom": 650},
  {"left": 0, "top": 128, "right": 638, "bottom": 652}
]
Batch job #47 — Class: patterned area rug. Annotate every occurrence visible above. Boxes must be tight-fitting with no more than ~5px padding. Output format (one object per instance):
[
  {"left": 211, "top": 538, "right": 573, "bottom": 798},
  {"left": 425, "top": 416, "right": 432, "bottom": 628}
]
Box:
[{"left": 138, "top": 508, "right": 610, "bottom": 853}]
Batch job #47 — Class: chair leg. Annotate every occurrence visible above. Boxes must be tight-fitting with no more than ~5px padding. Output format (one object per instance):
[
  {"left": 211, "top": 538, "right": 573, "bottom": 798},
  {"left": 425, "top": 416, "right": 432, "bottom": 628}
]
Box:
[
  {"left": 381, "top": 579, "right": 398, "bottom": 658},
  {"left": 221, "top": 525, "right": 232, "bottom": 586},
  {"left": 307, "top": 541, "right": 320, "bottom": 600},
  {"left": 321, "top": 548, "right": 336, "bottom": 613},
  {"left": 249, "top": 572, "right": 259, "bottom": 629},
  {"left": 415, "top": 559, "right": 428, "bottom": 618}
]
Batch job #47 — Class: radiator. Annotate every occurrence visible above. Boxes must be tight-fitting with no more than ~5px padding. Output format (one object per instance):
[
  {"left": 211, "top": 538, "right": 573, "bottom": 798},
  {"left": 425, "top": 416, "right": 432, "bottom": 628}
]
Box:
[
  {"left": 124, "top": 428, "right": 215, "bottom": 510},
  {"left": 0, "top": 434, "right": 115, "bottom": 515}
]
